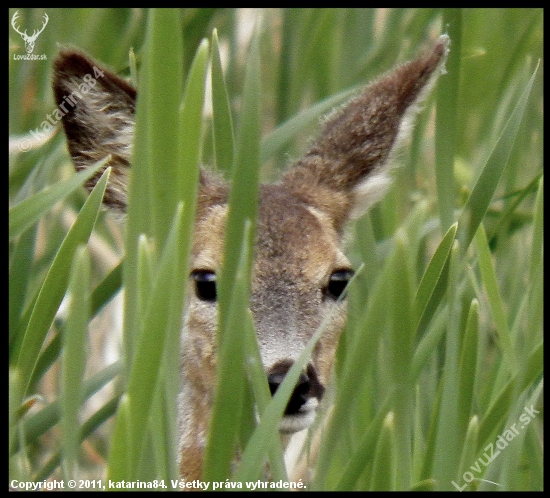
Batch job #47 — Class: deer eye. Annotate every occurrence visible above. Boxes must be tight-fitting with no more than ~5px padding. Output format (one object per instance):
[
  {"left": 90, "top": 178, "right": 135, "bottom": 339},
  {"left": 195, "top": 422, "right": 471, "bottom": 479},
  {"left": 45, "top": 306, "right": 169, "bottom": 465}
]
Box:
[
  {"left": 324, "top": 270, "right": 354, "bottom": 300},
  {"left": 191, "top": 270, "right": 217, "bottom": 302}
]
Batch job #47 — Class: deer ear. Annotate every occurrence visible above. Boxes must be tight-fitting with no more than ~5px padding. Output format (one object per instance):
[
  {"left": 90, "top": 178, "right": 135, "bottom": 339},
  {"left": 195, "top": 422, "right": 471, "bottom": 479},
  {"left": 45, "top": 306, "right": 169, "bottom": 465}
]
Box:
[
  {"left": 53, "top": 50, "right": 136, "bottom": 210},
  {"left": 282, "top": 35, "right": 450, "bottom": 231}
]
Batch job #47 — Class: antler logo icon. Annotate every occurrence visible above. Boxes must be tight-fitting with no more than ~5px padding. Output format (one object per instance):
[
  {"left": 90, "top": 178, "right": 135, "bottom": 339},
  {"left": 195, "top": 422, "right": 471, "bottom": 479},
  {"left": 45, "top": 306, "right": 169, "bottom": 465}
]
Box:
[{"left": 11, "top": 11, "right": 49, "bottom": 54}]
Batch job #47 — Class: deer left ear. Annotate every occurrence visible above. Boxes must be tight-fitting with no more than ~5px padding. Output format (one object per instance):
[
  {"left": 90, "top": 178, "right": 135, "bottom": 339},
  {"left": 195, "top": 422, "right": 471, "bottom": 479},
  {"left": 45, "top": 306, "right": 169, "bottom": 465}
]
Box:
[
  {"left": 52, "top": 50, "right": 137, "bottom": 210},
  {"left": 282, "top": 35, "right": 450, "bottom": 231}
]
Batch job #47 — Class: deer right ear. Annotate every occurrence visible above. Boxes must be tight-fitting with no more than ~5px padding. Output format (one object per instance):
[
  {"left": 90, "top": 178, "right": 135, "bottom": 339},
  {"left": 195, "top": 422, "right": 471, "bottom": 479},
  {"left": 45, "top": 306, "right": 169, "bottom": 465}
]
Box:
[
  {"left": 282, "top": 35, "right": 450, "bottom": 233},
  {"left": 53, "top": 50, "right": 137, "bottom": 210}
]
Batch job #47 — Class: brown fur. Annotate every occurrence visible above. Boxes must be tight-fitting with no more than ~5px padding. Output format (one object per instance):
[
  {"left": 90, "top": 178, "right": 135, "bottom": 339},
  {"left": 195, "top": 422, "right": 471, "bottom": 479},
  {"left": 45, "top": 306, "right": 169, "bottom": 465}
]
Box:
[{"left": 52, "top": 36, "right": 449, "bottom": 482}]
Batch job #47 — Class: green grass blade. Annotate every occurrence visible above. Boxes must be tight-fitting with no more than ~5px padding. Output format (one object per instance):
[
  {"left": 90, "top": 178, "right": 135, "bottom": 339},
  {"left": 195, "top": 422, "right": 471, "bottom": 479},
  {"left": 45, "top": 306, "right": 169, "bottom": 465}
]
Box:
[
  {"left": 204, "top": 24, "right": 262, "bottom": 485},
  {"left": 174, "top": 34, "right": 210, "bottom": 315},
  {"left": 410, "top": 309, "right": 447, "bottom": 382},
  {"left": 457, "top": 299, "right": 479, "bottom": 434},
  {"left": 14, "top": 168, "right": 109, "bottom": 394},
  {"left": 333, "top": 391, "right": 395, "bottom": 490},
  {"left": 15, "top": 362, "right": 122, "bottom": 453},
  {"left": 210, "top": 29, "right": 235, "bottom": 174},
  {"left": 9, "top": 160, "right": 106, "bottom": 240},
  {"left": 203, "top": 222, "right": 253, "bottom": 483},
  {"left": 140, "top": 10, "right": 183, "bottom": 244},
  {"left": 435, "top": 9, "right": 461, "bottom": 231},
  {"left": 528, "top": 176, "right": 543, "bottom": 282},
  {"left": 150, "top": 37, "right": 210, "bottom": 483},
  {"left": 123, "top": 8, "right": 183, "bottom": 361},
  {"left": 232, "top": 304, "right": 335, "bottom": 484},
  {"left": 241, "top": 311, "right": 288, "bottom": 482},
  {"left": 458, "top": 60, "right": 540, "bottom": 251},
  {"left": 431, "top": 241, "right": 463, "bottom": 490},
  {"left": 389, "top": 234, "right": 414, "bottom": 489},
  {"left": 179, "top": 37, "right": 209, "bottom": 220},
  {"left": 9, "top": 368, "right": 24, "bottom": 476},
  {"left": 487, "top": 171, "right": 542, "bottom": 247},
  {"left": 414, "top": 222, "right": 457, "bottom": 334},
  {"left": 474, "top": 225, "right": 516, "bottom": 373},
  {"left": 313, "top": 253, "right": 394, "bottom": 488},
  {"left": 477, "top": 341, "right": 542, "bottom": 450},
  {"left": 61, "top": 246, "right": 90, "bottom": 480},
  {"left": 106, "top": 395, "right": 132, "bottom": 481},
  {"left": 453, "top": 415, "right": 479, "bottom": 491},
  {"left": 90, "top": 261, "right": 123, "bottom": 316},
  {"left": 218, "top": 28, "right": 261, "bottom": 322},
  {"left": 109, "top": 204, "right": 186, "bottom": 480},
  {"left": 9, "top": 225, "right": 37, "bottom": 345},
  {"left": 35, "top": 396, "right": 120, "bottom": 482},
  {"left": 370, "top": 412, "right": 396, "bottom": 491}
]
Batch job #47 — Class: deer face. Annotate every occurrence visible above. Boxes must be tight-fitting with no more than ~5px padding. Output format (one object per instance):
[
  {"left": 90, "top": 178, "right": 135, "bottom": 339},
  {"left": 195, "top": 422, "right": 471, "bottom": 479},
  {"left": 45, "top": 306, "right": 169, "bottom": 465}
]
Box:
[{"left": 183, "top": 182, "right": 353, "bottom": 433}]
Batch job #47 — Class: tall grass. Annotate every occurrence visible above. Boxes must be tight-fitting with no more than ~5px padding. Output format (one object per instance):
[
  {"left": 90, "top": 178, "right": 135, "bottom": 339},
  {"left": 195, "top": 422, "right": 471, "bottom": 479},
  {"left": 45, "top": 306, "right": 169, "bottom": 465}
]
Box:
[{"left": 9, "top": 8, "right": 542, "bottom": 491}]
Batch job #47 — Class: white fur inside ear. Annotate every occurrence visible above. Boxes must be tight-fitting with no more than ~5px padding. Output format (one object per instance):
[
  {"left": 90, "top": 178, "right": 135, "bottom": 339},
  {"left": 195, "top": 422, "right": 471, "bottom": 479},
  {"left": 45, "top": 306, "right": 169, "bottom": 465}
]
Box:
[
  {"left": 350, "top": 34, "right": 450, "bottom": 219},
  {"left": 350, "top": 171, "right": 393, "bottom": 218}
]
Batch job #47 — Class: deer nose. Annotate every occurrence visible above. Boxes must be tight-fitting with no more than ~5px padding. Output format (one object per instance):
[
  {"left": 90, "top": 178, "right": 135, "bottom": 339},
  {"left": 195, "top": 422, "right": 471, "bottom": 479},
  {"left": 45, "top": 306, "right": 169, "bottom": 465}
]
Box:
[
  {"left": 268, "top": 370, "right": 310, "bottom": 415},
  {"left": 267, "top": 361, "right": 325, "bottom": 415}
]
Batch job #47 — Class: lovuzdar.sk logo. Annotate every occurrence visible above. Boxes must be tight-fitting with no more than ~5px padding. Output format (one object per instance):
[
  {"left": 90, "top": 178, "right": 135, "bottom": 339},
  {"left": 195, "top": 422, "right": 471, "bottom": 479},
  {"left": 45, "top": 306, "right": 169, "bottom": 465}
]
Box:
[{"left": 11, "top": 10, "right": 49, "bottom": 60}]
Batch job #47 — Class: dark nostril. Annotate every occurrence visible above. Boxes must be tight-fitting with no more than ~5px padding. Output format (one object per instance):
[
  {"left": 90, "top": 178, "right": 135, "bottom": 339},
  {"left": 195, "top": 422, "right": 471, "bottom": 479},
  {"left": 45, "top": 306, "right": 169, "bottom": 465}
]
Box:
[
  {"left": 285, "top": 373, "right": 311, "bottom": 415},
  {"left": 268, "top": 369, "right": 311, "bottom": 415},
  {"left": 295, "top": 372, "right": 311, "bottom": 396}
]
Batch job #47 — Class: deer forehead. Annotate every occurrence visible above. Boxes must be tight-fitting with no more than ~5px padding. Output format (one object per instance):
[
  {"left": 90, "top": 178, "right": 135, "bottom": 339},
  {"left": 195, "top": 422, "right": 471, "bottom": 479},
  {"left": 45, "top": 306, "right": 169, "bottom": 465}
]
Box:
[{"left": 192, "top": 185, "right": 348, "bottom": 289}]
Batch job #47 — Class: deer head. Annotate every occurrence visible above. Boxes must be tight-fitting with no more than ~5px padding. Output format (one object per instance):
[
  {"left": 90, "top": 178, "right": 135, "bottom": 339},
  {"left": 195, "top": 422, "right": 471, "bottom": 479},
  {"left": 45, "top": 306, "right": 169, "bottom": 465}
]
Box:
[{"left": 52, "top": 35, "right": 449, "bottom": 480}]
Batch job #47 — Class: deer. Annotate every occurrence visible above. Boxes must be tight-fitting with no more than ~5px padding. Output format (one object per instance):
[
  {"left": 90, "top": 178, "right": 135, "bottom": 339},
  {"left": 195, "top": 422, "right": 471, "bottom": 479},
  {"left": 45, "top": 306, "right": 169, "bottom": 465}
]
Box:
[
  {"left": 12, "top": 11, "right": 49, "bottom": 54},
  {"left": 52, "top": 34, "right": 449, "bottom": 482}
]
